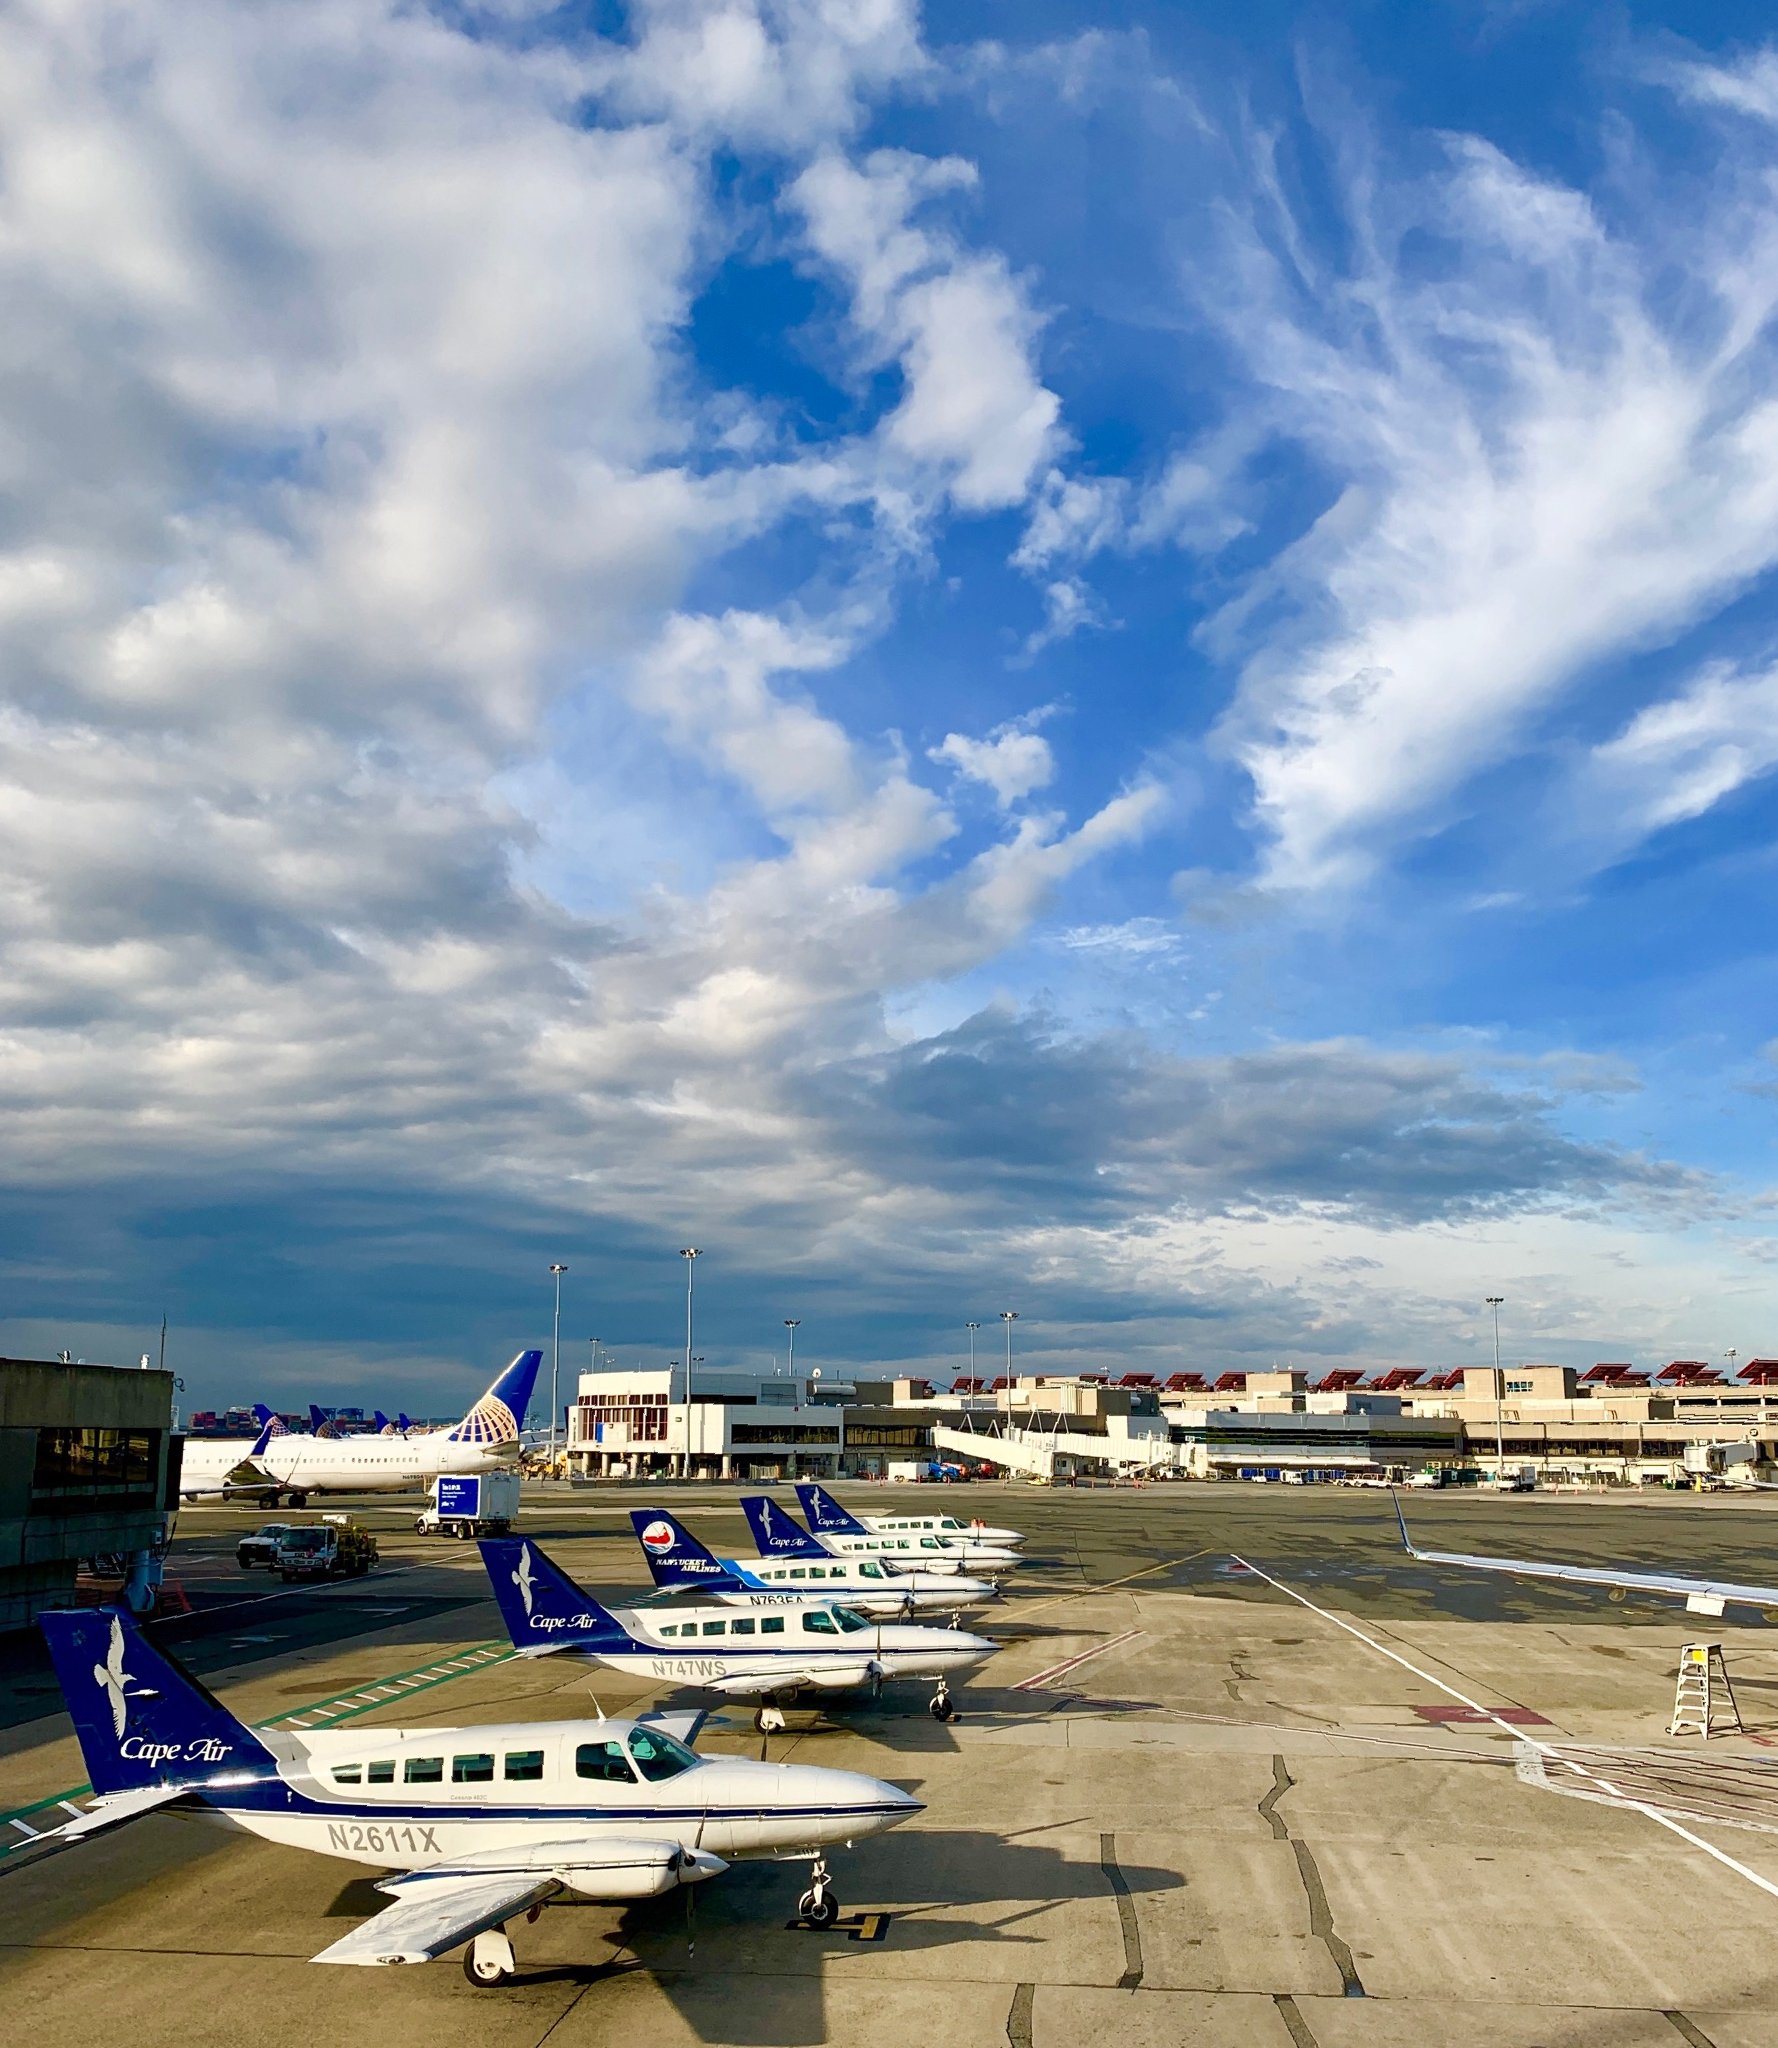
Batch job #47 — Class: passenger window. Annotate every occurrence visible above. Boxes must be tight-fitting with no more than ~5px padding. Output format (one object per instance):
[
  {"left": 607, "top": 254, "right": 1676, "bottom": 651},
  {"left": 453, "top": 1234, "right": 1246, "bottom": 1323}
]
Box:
[
  {"left": 761, "top": 1616, "right": 785, "bottom": 1634},
  {"left": 452, "top": 1753, "right": 495, "bottom": 1783},
  {"left": 404, "top": 1757, "right": 444, "bottom": 1784},
  {"left": 701, "top": 1620, "right": 725, "bottom": 1636},
  {"left": 659, "top": 1623, "right": 678, "bottom": 1637},
  {"left": 367, "top": 1760, "right": 395, "bottom": 1784},
  {"left": 331, "top": 1764, "right": 361, "bottom": 1784},
  {"left": 802, "top": 1610, "right": 837, "bottom": 1634},
  {"left": 859, "top": 1561, "right": 883, "bottom": 1579},
  {"left": 504, "top": 1751, "right": 544, "bottom": 1781},
  {"left": 789, "top": 1568, "right": 806, "bottom": 1580},
  {"left": 576, "top": 1741, "right": 636, "bottom": 1784},
  {"left": 731, "top": 1618, "right": 755, "bottom": 1635}
]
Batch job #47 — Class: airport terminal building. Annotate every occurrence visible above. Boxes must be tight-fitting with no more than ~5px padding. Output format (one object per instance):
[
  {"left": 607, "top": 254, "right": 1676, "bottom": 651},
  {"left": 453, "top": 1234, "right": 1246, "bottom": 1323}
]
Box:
[{"left": 0, "top": 1356, "right": 179, "bottom": 1630}]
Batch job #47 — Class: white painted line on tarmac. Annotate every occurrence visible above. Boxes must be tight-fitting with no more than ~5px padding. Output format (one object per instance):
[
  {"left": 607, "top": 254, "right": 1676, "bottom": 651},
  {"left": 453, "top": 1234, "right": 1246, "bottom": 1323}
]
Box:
[
  {"left": 1230, "top": 1551, "right": 1778, "bottom": 1908},
  {"left": 1013, "top": 1627, "right": 1146, "bottom": 1691}
]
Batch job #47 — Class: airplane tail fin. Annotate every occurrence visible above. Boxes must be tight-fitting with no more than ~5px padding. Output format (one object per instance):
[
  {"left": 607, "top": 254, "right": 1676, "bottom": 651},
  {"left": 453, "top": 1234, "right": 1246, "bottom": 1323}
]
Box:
[
  {"left": 251, "top": 1403, "right": 290, "bottom": 1439},
  {"left": 477, "top": 1538, "right": 637, "bottom": 1654},
  {"left": 447, "top": 1349, "right": 543, "bottom": 1446},
  {"left": 308, "top": 1404, "right": 346, "bottom": 1440},
  {"left": 739, "top": 1494, "right": 828, "bottom": 1559},
  {"left": 373, "top": 1410, "right": 392, "bottom": 1434},
  {"left": 38, "top": 1610, "right": 278, "bottom": 1798},
  {"left": 628, "top": 1509, "right": 744, "bottom": 1589},
  {"left": 397, "top": 1413, "right": 412, "bottom": 1434},
  {"left": 795, "top": 1483, "right": 869, "bottom": 1537}
]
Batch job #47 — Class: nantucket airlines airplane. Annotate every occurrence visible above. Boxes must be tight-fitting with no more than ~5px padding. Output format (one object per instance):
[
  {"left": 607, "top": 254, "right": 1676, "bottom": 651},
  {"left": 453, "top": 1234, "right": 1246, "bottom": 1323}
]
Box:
[
  {"left": 481, "top": 1538, "right": 996, "bottom": 1731},
  {"left": 741, "top": 1494, "right": 1022, "bottom": 1577},
  {"left": 629, "top": 1508, "right": 1000, "bottom": 1616},
  {"left": 29, "top": 1608, "right": 918, "bottom": 1977},
  {"left": 794, "top": 1483, "right": 1025, "bottom": 1553},
  {"left": 236, "top": 1350, "right": 542, "bottom": 1507}
]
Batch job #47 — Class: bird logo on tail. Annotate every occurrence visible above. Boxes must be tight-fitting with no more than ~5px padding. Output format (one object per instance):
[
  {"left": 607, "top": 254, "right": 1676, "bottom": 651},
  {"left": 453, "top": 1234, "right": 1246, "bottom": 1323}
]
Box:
[
  {"left": 92, "top": 1616, "right": 142, "bottom": 1740},
  {"left": 513, "top": 1546, "right": 537, "bottom": 1619}
]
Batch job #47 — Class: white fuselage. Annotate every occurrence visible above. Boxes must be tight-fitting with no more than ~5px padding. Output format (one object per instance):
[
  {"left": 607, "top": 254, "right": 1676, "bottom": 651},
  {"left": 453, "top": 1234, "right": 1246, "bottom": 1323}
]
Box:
[
  {"left": 571, "top": 1601, "right": 997, "bottom": 1698},
  {"left": 811, "top": 1529, "right": 1022, "bottom": 1574},
  {"left": 176, "top": 1436, "right": 269, "bottom": 1497},
  {"left": 255, "top": 1430, "right": 518, "bottom": 1498},
  {"left": 215, "top": 1718, "right": 916, "bottom": 1870},
  {"left": 856, "top": 1513, "right": 1023, "bottom": 1545},
  {"left": 693, "top": 1555, "right": 998, "bottom": 1613}
]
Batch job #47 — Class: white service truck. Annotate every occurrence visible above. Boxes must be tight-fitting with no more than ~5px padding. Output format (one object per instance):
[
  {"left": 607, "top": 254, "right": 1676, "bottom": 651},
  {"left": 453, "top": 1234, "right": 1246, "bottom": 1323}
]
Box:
[{"left": 414, "top": 1470, "right": 520, "bottom": 1538}]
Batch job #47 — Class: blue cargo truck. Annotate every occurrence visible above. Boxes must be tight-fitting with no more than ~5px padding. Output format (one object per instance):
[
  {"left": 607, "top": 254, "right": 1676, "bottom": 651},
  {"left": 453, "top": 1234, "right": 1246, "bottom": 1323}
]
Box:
[{"left": 413, "top": 1470, "right": 520, "bottom": 1538}]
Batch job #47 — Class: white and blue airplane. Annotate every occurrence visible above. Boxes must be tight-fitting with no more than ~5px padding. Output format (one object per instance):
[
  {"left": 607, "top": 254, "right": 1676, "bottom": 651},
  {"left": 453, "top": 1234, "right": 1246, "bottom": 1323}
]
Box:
[
  {"left": 175, "top": 1410, "right": 289, "bottom": 1503},
  {"left": 741, "top": 1494, "right": 1022, "bottom": 1577},
  {"left": 240, "top": 1350, "right": 542, "bottom": 1507},
  {"left": 795, "top": 1483, "right": 1025, "bottom": 1555},
  {"left": 629, "top": 1508, "right": 1000, "bottom": 1617},
  {"left": 481, "top": 1537, "right": 997, "bottom": 1732},
  {"left": 27, "top": 1607, "right": 919, "bottom": 1977}
]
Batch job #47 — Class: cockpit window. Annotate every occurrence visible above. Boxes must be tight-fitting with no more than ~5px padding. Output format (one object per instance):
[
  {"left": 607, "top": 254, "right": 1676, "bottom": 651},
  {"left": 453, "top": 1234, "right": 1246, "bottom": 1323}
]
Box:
[
  {"left": 626, "top": 1727, "right": 698, "bottom": 1782},
  {"left": 802, "top": 1609, "right": 837, "bottom": 1634},
  {"left": 858, "top": 1560, "right": 884, "bottom": 1580},
  {"left": 576, "top": 1740, "right": 636, "bottom": 1784},
  {"left": 830, "top": 1606, "right": 870, "bottom": 1632}
]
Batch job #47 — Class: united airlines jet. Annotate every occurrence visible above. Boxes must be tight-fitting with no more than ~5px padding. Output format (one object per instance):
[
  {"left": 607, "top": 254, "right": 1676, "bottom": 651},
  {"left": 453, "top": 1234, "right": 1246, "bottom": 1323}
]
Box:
[
  {"left": 242, "top": 1350, "right": 542, "bottom": 1506},
  {"left": 27, "top": 1608, "right": 919, "bottom": 1974}
]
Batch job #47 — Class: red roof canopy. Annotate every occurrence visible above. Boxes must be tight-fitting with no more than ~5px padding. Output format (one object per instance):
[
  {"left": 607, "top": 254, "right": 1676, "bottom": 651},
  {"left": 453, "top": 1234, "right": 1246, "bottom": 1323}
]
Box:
[
  {"left": 1371, "top": 1369, "right": 1423, "bottom": 1390},
  {"left": 1117, "top": 1372, "right": 1159, "bottom": 1387},
  {"left": 951, "top": 1377, "right": 984, "bottom": 1394},
  {"left": 1164, "top": 1372, "right": 1208, "bottom": 1391},
  {"left": 1740, "top": 1360, "right": 1778, "bottom": 1384},
  {"left": 1211, "top": 1371, "right": 1247, "bottom": 1392},
  {"left": 1315, "top": 1368, "right": 1365, "bottom": 1391},
  {"left": 1419, "top": 1370, "right": 1464, "bottom": 1390}
]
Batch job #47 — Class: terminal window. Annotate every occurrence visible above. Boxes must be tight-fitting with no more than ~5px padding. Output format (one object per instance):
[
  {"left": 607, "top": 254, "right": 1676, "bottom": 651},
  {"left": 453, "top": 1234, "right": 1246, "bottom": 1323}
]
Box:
[{"left": 31, "top": 1427, "right": 158, "bottom": 1503}]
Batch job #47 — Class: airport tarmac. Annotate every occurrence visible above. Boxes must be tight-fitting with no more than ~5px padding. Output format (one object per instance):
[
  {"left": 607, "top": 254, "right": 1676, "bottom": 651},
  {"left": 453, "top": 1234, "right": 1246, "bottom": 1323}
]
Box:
[{"left": 9, "top": 1482, "right": 1778, "bottom": 2044}]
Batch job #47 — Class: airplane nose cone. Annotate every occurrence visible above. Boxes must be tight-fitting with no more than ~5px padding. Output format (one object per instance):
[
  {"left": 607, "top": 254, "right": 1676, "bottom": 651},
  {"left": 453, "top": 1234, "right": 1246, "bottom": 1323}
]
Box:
[{"left": 791, "top": 1765, "right": 923, "bottom": 1828}]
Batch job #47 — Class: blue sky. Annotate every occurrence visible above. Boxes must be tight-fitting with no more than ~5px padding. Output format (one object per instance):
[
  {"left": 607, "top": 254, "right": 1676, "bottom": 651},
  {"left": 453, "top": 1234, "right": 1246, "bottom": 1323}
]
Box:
[{"left": 2, "top": 0, "right": 1777, "bottom": 1413}]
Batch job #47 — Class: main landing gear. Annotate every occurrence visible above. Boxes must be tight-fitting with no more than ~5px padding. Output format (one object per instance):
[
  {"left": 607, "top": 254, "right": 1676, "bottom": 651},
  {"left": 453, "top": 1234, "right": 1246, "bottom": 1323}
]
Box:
[
  {"left": 928, "top": 1676, "right": 955, "bottom": 1722},
  {"left": 797, "top": 1855, "right": 840, "bottom": 1929},
  {"left": 754, "top": 1703, "right": 788, "bottom": 1734},
  {"left": 462, "top": 1924, "right": 517, "bottom": 1987}
]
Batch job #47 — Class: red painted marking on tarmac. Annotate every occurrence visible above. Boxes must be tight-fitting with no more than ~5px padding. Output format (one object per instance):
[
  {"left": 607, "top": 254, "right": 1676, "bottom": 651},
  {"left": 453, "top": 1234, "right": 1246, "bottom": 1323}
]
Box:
[
  {"left": 1413, "top": 1705, "right": 1551, "bottom": 1726},
  {"left": 1012, "top": 1627, "right": 1146, "bottom": 1692}
]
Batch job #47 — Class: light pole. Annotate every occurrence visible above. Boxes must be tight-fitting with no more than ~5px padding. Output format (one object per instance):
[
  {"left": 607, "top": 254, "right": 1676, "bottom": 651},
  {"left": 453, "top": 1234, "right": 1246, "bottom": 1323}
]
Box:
[
  {"left": 1001, "top": 1310, "right": 1018, "bottom": 1382},
  {"left": 680, "top": 1249, "right": 701, "bottom": 1475},
  {"left": 548, "top": 1262, "right": 568, "bottom": 1469},
  {"left": 784, "top": 1319, "right": 800, "bottom": 1384},
  {"left": 966, "top": 1322, "right": 980, "bottom": 1379},
  {"left": 1486, "top": 1296, "right": 1504, "bottom": 1478}
]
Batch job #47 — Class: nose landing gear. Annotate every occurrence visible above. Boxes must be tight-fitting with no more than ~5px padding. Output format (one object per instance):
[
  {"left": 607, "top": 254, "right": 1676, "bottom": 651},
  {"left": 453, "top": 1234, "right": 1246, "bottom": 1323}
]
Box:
[
  {"left": 797, "top": 1855, "right": 840, "bottom": 1929},
  {"left": 928, "top": 1676, "right": 955, "bottom": 1722}
]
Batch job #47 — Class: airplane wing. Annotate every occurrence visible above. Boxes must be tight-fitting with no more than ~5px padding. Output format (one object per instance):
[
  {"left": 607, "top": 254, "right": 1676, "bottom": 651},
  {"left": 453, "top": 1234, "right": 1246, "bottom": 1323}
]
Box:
[
  {"left": 636, "top": 1707, "right": 709, "bottom": 1746},
  {"left": 312, "top": 1872, "right": 559, "bottom": 1966},
  {"left": 705, "top": 1661, "right": 880, "bottom": 1698},
  {"left": 1392, "top": 1494, "right": 1778, "bottom": 1613}
]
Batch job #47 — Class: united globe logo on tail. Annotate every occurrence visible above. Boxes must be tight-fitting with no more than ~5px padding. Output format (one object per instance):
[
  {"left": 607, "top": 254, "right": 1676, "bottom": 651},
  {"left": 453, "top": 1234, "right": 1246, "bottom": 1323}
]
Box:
[{"left": 451, "top": 1393, "right": 521, "bottom": 1447}]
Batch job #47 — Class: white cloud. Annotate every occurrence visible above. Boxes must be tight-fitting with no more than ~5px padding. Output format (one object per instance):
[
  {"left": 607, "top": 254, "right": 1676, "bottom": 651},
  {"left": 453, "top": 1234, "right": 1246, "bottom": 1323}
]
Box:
[
  {"left": 1580, "top": 658, "right": 1778, "bottom": 842},
  {"left": 929, "top": 712, "right": 1057, "bottom": 807},
  {"left": 792, "top": 149, "right": 1061, "bottom": 511},
  {"left": 1191, "top": 104, "right": 1778, "bottom": 890}
]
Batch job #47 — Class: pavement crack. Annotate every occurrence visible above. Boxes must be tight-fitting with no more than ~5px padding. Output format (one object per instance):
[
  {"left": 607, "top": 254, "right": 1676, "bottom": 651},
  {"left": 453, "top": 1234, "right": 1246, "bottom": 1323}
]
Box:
[
  {"left": 1261, "top": 1753, "right": 1364, "bottom": 1998},
  {"left": 1259, "top": 1755, "right": 1293, "bottom": 1839},
  {"left": 1291, "top": 1839, "right": 1365, "bottom": 1998},
  {"left": 1664, "top": 2013, "right": 1718, "bottom": 2047},
  {"left": 1098, "top": 1830, "right": 1144, "bottom": 1989},
  {"left": 1006, "top": 1981, "right": 1035, "bottom": 2048},
  {"left": 1272, "top": 1992, "right": 1320, "bottom": 2048}
]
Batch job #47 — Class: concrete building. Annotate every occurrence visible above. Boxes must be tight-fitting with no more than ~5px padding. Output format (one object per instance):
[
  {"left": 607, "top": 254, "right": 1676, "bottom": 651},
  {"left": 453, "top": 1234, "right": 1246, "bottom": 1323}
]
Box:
[
  {"left": 568, "top": 1369, "right": 857, "bottom": 1480},
  {"left": 1, "top": 1355, "right": 179, "bottom": 1630}
]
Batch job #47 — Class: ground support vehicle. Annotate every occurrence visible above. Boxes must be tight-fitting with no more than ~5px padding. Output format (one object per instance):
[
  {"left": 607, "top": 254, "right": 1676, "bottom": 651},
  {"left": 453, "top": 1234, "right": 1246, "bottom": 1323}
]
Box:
[
  {"left": 274, "top": 1518, "right": 378, "bottom": 1582},
  {"left": 413, "top": 1470, "right": 519, "bottom": 1538}
]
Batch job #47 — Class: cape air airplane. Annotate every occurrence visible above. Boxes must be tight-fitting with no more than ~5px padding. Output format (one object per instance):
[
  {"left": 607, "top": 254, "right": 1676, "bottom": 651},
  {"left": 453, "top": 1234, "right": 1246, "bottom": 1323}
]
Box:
[
  {"left": 629, "top": 1508, "right": 1000, "bottom": 1618},
  {"left": 26, "top": 1608, "right": 919, "bottom": 1977},
  {"left": 741, "top": 1494, "right": 1022, "bottom": 1577},
  {"left": 481, "top": 1537, "right": 997, "bottom": 1733},
  {"left": 242, "top": 1351, "right": 542, "bottom": 1507},
  {"left": 794, "top": 1483, "right": 1025, "bottom": 1555}
]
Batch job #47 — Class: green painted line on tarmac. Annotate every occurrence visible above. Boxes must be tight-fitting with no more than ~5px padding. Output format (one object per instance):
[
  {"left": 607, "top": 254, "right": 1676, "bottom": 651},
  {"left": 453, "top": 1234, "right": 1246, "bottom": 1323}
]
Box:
[{"left": 1, "top": 1638, "right": 515, "bottom": 1850}]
